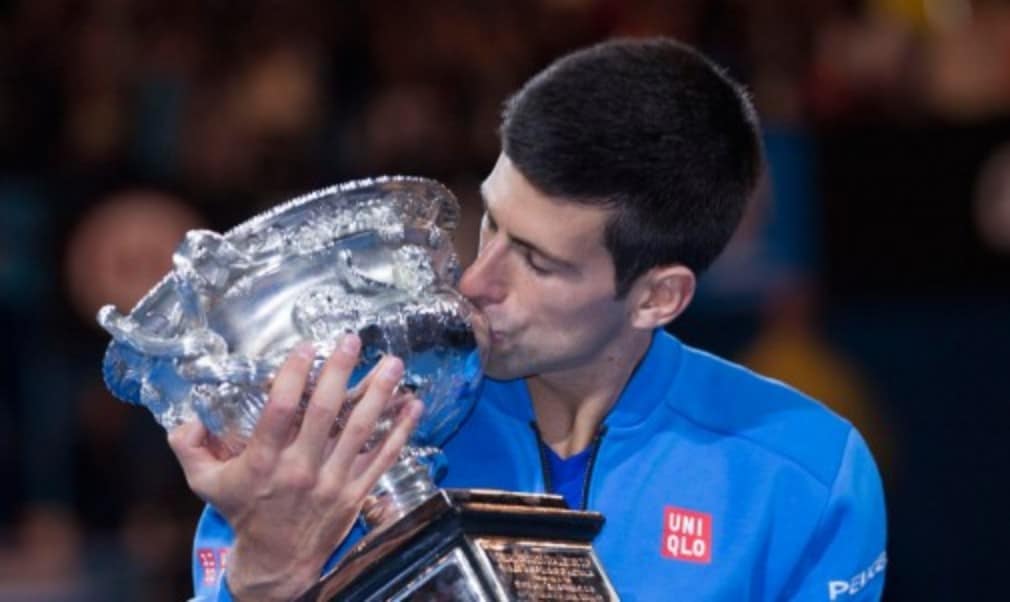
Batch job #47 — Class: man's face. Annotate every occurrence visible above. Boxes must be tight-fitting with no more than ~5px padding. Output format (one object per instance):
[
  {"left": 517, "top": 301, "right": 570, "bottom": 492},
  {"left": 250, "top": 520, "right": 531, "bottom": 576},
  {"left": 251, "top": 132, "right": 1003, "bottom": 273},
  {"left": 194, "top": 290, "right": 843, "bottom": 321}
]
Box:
[{"left": 458, "top": 154, "right": 636, "bottom": 380}]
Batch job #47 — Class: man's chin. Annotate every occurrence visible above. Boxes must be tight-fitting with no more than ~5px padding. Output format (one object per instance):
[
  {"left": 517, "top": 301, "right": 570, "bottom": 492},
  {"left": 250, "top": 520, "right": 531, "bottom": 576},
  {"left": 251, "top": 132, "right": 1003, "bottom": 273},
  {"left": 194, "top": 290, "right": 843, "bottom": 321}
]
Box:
[
  {"left": 481, "top": 355, "right": 529, "bottom": 382},
  {"left": 481, "top": 361, "right": 511, "bottom": 381}
]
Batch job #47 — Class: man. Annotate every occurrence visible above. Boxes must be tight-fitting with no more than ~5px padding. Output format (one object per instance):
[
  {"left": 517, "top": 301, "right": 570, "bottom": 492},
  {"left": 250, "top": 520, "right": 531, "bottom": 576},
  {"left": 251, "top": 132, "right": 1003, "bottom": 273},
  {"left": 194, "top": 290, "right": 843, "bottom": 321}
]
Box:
[{"left": 172, "top": 38, "right": 887, "bottom": 601}]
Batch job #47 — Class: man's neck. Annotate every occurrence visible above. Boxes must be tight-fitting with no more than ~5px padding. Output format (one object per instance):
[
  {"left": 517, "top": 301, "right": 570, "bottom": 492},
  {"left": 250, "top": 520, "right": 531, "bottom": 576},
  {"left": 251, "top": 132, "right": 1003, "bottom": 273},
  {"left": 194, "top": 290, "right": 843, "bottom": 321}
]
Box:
[{"left": 527, "top": 330, "right": 652, "bottom": 458}]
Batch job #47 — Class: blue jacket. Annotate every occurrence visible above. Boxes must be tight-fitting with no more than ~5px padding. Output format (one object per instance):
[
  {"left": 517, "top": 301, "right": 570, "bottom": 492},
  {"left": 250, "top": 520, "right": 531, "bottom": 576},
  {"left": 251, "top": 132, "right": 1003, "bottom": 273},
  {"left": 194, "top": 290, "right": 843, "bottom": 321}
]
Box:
[{"left": 192, "top": 330, "right": 887, "bottom": 600}]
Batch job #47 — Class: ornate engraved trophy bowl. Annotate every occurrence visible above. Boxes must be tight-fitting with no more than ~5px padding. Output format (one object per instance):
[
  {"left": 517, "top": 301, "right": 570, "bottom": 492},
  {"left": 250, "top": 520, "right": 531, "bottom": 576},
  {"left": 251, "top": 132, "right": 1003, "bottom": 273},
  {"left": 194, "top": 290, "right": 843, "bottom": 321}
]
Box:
[
  {"left": 97, "top": 176, "right": 619, "bottom": 601},
  {"left": 98, "top": 177, "right": 487, "bottom": 496}
]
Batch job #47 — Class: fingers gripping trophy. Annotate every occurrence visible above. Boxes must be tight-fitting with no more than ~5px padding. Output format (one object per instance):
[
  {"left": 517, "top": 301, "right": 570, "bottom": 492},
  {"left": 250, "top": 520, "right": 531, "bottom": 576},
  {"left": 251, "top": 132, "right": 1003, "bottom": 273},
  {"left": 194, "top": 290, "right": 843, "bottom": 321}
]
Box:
[{"left": 98, "top": 178, "right": 619, "bottom": 601}]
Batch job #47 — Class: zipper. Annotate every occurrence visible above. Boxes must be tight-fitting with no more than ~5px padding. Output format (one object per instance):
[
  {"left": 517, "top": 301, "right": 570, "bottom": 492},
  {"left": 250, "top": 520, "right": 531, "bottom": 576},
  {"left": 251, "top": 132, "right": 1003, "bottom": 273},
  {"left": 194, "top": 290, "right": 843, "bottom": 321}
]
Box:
[
  {"left": 580, "top": 425, "right": 607, "bottom": 510},
  {"left": 529, "top": 421, "right": 608, "bottom": 510},
  {"left": 529, "top": 421, "right": 553, "bottom": 493}
]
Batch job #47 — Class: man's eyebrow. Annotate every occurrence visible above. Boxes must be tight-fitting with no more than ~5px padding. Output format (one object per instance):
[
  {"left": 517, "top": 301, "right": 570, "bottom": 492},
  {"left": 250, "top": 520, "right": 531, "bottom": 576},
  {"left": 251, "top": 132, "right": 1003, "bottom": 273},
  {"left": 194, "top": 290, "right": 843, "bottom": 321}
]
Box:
[{"left": 478, "top": 184, "right": 577, "bottom": 271}]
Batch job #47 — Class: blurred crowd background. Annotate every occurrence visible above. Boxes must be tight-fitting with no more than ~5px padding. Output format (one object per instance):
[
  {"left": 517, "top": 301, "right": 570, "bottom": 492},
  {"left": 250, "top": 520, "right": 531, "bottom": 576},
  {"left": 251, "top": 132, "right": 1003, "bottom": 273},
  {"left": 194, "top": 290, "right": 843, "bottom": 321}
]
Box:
[{"left": 1, "top": 0, "right": 1008, "bottom": 599}]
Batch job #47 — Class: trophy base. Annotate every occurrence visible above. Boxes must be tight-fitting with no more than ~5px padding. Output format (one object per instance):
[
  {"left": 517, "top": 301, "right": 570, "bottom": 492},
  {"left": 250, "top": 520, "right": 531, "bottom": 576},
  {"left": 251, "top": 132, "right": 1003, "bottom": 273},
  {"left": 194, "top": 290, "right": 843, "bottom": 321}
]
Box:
[{"left": 298, "top": 489, "right": 619, "bottom": 601}]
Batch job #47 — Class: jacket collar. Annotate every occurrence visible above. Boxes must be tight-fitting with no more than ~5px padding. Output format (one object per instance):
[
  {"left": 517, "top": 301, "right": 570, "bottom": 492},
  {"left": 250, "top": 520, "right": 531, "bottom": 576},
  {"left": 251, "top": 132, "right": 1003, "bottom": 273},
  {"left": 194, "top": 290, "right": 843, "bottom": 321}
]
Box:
[{"left": 602, "top": 328, "right": 682, "bottom": 429}]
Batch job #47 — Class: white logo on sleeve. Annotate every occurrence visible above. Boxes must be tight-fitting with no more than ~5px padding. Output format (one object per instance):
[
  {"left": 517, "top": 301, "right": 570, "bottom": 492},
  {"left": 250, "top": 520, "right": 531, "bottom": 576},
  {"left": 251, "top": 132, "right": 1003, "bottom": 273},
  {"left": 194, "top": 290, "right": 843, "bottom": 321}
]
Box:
[{"left": 828, "top": 551, "right": 887, "bottom": 600}]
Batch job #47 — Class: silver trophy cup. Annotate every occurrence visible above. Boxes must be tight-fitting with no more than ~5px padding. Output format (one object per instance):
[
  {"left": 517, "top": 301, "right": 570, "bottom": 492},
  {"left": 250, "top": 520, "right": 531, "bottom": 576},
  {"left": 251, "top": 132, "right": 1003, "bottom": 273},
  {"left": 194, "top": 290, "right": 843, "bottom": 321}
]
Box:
[
  {"left": 98, "top": 177, "right": 618, "bottom": 601},
  {"left": 99, "top": 176, "right": 487, "bottom": 519}
]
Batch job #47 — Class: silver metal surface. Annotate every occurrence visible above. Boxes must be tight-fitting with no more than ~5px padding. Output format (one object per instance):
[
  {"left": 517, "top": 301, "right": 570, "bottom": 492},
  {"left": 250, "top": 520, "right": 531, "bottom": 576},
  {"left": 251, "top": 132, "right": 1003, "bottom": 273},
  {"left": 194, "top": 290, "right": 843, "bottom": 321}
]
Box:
[
  {"left": 98, "top": 176, "right": 487, "bottom": 460},
  {"left": 388, "top": 547, "right": 489, "bottom": 602}
]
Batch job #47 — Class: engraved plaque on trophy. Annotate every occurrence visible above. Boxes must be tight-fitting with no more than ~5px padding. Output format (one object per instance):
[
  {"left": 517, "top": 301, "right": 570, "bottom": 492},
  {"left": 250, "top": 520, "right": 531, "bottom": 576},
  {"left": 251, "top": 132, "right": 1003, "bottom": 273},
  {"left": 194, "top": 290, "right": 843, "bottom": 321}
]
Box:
[
  {"left": 96, "top": 177, "right": 619, "bottom": 601},
  {"left": 305, "top": 490, "right": 618, "bottom": 602}
]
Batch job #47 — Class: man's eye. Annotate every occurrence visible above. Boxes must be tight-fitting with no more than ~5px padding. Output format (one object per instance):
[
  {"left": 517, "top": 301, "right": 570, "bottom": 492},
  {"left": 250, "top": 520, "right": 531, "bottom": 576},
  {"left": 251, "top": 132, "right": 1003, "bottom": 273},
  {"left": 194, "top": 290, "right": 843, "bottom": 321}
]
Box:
[
  {"left": 482, "top": 212, "right": 497, "bottom": 232},
  {"left": 524, "top": 250, "right": 551, "bottom": 275}
]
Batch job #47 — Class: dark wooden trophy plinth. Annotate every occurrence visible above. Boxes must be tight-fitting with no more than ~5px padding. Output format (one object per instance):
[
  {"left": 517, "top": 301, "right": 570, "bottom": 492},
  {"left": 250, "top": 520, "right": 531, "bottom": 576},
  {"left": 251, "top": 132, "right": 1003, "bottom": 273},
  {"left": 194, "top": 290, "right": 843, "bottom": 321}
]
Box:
[{"left": 298, "top": 489, "right": 619, "bottom": 601}]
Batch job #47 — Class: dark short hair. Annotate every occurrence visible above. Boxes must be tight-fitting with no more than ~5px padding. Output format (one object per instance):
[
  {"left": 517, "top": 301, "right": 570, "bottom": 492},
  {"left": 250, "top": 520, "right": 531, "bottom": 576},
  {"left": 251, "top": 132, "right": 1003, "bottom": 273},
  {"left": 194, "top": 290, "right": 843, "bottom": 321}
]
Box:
[{"left": 501, "top": 37, "right": 763, "bottom": 297}]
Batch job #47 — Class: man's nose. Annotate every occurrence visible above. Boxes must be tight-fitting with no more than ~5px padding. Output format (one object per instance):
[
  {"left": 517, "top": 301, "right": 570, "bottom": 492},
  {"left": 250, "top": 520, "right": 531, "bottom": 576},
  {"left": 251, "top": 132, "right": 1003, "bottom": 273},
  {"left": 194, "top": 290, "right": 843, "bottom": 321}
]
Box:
[{"left": 458, "top": 234, "right": 508, "bottom": 306}]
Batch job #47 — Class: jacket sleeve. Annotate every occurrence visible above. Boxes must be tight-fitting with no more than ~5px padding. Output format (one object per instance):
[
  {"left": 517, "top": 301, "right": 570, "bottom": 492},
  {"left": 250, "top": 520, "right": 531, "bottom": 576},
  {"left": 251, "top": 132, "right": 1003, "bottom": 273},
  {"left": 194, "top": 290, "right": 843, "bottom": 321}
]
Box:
[
  {"left": 190, "top": 505, "right": 236, "bottom": 602},
  {"left": 782, "top": 428, "right": 888, "bottom": 601},
  {"left": 187, "top": 504, "right": 366, "bottom": 601}
]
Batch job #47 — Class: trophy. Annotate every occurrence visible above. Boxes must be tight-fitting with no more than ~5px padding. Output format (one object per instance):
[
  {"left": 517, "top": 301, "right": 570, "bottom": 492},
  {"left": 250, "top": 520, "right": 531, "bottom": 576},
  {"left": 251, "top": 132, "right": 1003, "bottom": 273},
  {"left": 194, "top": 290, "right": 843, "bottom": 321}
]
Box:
[{"left": 98, "top": 177, "right": 619, "bottom": 601}]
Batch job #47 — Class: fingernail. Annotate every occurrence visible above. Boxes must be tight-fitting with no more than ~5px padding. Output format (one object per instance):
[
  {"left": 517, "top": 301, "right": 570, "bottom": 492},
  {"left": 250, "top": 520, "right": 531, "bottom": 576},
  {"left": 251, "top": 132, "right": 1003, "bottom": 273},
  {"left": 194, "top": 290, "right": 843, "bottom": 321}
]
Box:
[
  {"left": 340, "top": 333, "right": 360, "bottom": 354},
  {"left": 293, "top": 341, "right": 316, "bottom": 360},
  {"left": 380, "top": 356, "right": 403, "bottom": 382}
]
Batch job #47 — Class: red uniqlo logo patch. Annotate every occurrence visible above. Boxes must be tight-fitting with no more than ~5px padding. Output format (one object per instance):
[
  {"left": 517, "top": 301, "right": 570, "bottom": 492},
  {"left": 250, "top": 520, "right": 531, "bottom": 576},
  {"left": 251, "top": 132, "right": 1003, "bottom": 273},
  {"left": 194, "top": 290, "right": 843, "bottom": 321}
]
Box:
[
  {"left": 661, "top": 506, "right": 712, "bottom": 564},
  {"left": 197, "top": 548, "right": 218, "bottom": 585},
  {"left": 197, "top": 547, "right": 231, "bottom": 585}
]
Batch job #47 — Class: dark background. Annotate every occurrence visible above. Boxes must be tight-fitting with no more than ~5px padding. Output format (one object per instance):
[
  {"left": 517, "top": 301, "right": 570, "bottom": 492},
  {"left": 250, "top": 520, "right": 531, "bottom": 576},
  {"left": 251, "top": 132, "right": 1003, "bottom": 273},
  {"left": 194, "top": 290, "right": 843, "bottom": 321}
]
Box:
[{"left": 1, "top": 1, "right": 1008, "bottom": 599}]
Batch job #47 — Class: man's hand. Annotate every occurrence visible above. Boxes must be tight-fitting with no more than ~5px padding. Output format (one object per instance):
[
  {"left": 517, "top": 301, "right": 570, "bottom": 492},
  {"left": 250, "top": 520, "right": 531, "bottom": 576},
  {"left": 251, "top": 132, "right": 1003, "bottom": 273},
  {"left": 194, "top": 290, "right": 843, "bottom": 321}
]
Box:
[{"left": 168, "top": 334, "right": 422, "bottom": 601}]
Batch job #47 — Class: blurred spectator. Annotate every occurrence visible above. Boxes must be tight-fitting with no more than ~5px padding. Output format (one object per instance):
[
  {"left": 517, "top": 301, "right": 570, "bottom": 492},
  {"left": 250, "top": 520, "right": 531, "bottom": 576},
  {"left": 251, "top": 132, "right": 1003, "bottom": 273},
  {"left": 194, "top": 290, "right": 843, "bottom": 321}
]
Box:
[
  {"left": 809, "top": 8, "right": 922, "bottom": 121},
  {"left": 923, "top": 2, "right": 1010, "bottom": 119},
  {"left": 1, "top": 189, "right": 203, "bottom": 599},
  {"left": 0, "top": 505, "right": 84, "bottom": 600},
  {"left": 974, "top": 142, "right": 1010, "bottom": 254},
  {"left": 355, "top": 83, "right": 464, "bottom": 176},
  {"left": 64, "top": 190, "right": 204, "bottom": 321},
  {"left": 61, "top": 8, "right": 134, "bottom": 168}
]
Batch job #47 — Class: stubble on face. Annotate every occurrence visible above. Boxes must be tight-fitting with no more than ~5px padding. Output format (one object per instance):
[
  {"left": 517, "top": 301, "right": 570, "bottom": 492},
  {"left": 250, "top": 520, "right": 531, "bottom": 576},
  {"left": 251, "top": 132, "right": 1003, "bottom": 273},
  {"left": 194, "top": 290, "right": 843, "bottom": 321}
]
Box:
[{"left": 461, "top": 154, "right": 637, "bottom": 383}]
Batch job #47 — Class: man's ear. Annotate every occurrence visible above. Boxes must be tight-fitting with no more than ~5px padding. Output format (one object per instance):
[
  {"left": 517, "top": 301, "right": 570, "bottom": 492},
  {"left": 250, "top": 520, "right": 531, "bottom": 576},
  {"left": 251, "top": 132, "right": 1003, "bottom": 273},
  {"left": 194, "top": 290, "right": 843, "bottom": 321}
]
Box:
[{"left": 627, "top": 265, "right": 696, "bottom": 329}]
